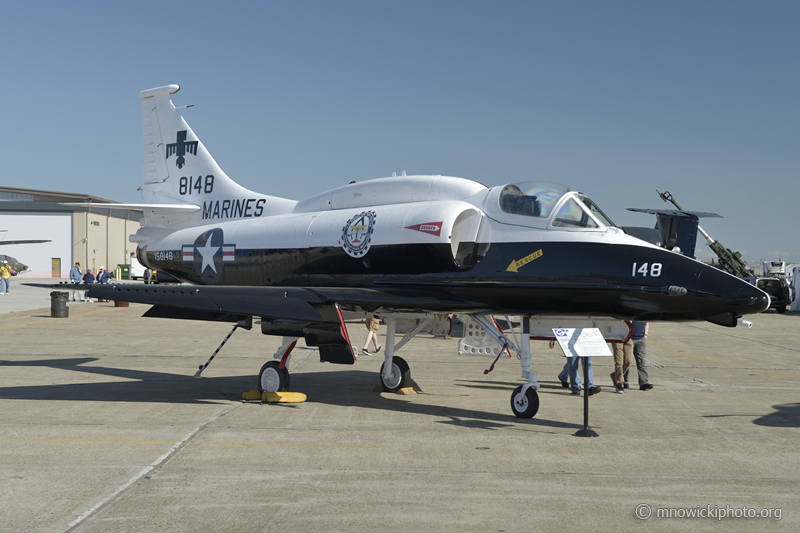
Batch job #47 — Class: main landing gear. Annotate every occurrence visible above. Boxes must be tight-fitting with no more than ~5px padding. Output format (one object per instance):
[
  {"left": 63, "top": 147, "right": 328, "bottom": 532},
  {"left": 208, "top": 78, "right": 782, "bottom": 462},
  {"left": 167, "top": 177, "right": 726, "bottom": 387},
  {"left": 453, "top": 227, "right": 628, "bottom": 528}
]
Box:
[
  {"left": 377, "top": 315, "right": 439, "bottom": 393},
  {"left": 379, "top": 356, "right": 410, "bottom": 392},
  {"left": 256, "top": 315, "right": 429, "bottom": 395},
  {"left": 259, "top": 337, "right": 297, "bottom": 393},
  {"left": 259, "top": 361, "right": 290, "bottom": 392}
]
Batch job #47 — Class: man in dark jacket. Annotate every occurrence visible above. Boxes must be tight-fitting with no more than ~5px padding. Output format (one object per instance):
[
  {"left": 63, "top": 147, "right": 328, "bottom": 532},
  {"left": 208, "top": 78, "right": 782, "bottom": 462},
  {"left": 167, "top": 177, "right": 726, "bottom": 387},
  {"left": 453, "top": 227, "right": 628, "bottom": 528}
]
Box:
[{"left": 82, "top": 270, "right": 95, "bottom": 302}]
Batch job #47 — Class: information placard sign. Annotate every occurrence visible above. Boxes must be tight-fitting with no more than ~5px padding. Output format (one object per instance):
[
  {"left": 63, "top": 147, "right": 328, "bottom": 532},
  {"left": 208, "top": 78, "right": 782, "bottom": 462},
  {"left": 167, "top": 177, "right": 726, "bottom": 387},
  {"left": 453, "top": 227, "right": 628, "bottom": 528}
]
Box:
[{"left": 553, "top": 328, "right": 613, "bottom": 358}]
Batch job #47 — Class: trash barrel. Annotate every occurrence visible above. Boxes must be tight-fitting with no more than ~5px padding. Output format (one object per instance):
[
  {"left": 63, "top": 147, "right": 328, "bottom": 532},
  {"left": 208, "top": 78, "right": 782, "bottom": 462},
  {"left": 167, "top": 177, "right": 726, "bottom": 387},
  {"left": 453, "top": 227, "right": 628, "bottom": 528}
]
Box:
[{"left": 50, "top": 291, "right": 69, "bottom": 318}]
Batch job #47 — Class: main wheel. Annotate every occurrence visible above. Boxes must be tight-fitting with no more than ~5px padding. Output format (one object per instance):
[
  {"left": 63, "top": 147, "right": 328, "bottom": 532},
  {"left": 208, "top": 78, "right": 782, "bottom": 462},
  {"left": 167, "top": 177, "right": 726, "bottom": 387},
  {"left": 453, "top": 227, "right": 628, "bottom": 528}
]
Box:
[
  {"left": 379, "top": 356, "right": 410, "bottom": 393},
  {"left": 259, "top": 361, "right": 290, "bottom": 392},
  {"left": 777, "top": 305, "right": 787, "bottom": 314},
  {"left": 510, "top": 385, "right": 539, "bottom": 419}
]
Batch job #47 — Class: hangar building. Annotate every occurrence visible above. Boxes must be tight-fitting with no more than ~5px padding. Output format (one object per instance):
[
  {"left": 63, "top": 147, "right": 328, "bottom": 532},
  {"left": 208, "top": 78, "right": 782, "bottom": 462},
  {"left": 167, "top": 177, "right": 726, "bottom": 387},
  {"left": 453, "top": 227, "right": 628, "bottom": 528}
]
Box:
[{"left": 0, "top": 186, "right": 142, "bottom": 278}]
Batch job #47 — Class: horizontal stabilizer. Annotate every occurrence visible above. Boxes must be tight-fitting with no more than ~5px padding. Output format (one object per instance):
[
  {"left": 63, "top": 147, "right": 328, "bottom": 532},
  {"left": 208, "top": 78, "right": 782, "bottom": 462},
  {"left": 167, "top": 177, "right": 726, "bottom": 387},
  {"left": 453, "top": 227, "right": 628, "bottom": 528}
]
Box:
[{"left": 60, "top": 202, "right": 201, "bottom": 214}]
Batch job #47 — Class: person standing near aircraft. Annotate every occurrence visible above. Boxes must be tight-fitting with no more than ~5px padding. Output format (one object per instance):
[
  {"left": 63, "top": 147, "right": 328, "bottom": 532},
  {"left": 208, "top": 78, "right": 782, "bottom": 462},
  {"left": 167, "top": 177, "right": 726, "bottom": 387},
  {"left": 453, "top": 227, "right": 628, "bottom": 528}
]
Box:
[
  {"left": 564, "top": 356, "right": 602, "bottom": 396},
  {"left": 96, "top": 267, "right": 112, "bottom": 302},
  {"left": 611, "top": 324, "right": 634, "bottom": 393},
  {"left": 0, "top": 260, "right": 14, "bottom": 294},
  {"left": 624, "top": 321, "right": 654, "bottom": 390},
  {"left": 558, "top": 358, "right": 579, "bottom": 393},
  {"left": 70, "top": 262, "right": 84, "bottom": 301},
  {"left": 362, "top": 317, "right": 382, "bottom": 356},
  {"left": 82, "top": 269, "right": 95, "bottom": 302},
  {"left": 97, "top": 267, "right": 112, "bottom": 284}
]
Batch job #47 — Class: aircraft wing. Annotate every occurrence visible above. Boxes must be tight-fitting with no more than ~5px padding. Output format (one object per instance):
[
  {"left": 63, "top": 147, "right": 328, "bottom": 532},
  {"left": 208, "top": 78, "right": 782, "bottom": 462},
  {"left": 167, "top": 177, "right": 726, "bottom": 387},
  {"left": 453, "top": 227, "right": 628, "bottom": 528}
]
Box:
[
  {"left": 24, "top": 283, "right": 479, "bottom": 321},
  {"left": 0, "top": 240, "right": 51, "bottom": 245}
]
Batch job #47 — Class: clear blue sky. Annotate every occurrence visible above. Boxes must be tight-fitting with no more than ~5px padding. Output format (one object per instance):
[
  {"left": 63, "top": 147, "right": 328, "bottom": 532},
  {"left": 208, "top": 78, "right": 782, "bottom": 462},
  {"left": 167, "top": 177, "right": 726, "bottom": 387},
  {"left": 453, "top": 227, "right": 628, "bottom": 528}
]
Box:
[{"left": 1, "top": 1, "right": 797, "bottom": 262}]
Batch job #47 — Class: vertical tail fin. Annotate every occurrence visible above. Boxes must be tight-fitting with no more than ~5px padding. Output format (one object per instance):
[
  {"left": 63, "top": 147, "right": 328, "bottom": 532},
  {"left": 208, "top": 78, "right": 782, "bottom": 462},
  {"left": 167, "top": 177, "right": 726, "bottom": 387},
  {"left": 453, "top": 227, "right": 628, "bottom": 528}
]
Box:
[{"left": 138, "top": 85, "right": 296, "bottom": 226}]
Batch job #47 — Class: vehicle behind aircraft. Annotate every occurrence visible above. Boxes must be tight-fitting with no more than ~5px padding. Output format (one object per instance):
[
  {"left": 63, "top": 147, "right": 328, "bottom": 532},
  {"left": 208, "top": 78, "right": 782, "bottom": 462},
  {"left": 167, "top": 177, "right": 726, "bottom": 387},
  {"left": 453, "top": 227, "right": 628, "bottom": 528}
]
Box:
[{"left": 744, "top": 277, "right": 790, "bottom": 314}]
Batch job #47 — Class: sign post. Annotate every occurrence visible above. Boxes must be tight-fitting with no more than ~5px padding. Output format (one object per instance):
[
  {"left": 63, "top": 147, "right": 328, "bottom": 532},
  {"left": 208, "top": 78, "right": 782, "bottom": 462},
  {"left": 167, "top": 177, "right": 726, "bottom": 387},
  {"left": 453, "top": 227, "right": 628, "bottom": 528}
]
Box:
[{"left": 553, "top": 328, "right": 613, "bottom": 437}]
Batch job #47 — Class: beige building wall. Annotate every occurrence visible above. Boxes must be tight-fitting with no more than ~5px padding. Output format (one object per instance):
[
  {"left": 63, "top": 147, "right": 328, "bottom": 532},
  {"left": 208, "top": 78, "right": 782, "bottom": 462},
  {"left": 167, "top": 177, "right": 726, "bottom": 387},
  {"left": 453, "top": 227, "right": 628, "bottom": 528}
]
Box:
[
  {"left": 86, "top": 212, "right": 106, "bottom": 273},
  {"left": 71, "top": 212, "right": 142, "bottom": 275},
  {"left": 72, "top": 212, "right": 88, "bottom": 271},
  {"left": 107, "top": 216, "right": 127, "bottom": 270}
]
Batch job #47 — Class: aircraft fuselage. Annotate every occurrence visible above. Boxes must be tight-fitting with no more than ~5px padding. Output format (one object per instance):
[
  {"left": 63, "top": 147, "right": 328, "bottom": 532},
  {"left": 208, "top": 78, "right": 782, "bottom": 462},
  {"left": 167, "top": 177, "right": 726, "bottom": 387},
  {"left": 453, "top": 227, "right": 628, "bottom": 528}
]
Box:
[{"left": 138, "top": 180, "right": 768, "bottom": 327}]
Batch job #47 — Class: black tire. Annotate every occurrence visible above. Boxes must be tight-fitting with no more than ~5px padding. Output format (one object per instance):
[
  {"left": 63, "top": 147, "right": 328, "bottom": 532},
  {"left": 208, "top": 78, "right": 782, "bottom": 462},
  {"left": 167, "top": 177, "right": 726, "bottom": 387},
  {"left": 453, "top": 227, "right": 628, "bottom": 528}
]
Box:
[
  {"left": 510, "top": 385, "right": 539, "bottom": 419},
  {"left": 379, "top": 356, "right": 410, "bottom": 393},
  {"left": 777, "top": 305, "right": 787, "bottom": 314},
  {"left": 258, "top": 361, "right": 290, "bottom": 392}
]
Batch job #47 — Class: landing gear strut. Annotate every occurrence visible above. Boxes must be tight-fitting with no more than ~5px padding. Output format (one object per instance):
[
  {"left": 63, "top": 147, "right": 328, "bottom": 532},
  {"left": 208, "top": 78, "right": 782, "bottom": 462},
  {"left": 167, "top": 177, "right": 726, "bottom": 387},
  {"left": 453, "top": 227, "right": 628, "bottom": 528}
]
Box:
[
  {"left": 376, "top": 316, "right": 428, "bottom": 393},
  {"left": 470, "top": 314, "right": 540, "bottom": 419}
]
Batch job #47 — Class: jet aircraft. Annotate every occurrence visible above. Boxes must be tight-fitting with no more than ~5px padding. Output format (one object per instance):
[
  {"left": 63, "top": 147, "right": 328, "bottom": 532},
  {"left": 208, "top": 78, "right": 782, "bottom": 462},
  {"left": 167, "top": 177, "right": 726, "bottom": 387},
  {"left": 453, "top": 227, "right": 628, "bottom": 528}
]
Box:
[{"left": 42, "top": 85, "right": 770, "bottom": 418}]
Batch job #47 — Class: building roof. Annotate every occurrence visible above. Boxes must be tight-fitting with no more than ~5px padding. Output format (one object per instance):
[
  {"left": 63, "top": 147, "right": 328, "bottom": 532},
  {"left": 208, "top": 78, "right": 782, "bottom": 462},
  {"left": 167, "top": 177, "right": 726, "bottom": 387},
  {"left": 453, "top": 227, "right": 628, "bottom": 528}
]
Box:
[{"left": 0, "top": 186, "right": 116, "bottom": 204}]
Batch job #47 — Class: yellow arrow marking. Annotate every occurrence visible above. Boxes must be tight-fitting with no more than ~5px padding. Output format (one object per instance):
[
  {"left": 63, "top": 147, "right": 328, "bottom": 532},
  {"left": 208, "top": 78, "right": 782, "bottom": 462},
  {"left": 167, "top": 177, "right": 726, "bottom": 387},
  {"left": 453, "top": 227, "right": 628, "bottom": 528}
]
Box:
[{"left": 506, "top": 249, "right": 543, "bottom": 273}]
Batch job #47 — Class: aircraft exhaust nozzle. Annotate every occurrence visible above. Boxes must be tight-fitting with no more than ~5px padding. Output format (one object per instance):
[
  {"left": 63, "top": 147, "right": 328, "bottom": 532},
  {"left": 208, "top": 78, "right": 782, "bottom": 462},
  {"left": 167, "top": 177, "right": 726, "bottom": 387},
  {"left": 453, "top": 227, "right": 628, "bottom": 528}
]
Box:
[{"left": 737, "top": 318, "right": 753, "bottom": 328}]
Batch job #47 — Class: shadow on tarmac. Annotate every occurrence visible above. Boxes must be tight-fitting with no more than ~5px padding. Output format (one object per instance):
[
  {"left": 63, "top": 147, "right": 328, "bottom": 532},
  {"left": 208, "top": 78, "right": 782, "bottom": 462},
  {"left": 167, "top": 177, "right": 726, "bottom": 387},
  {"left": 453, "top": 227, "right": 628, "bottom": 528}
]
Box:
[
  {"left": 456, "top": 379, "right": 574, "bottom": 394},
  {"left": 0, "top": 357, "right": 251, "bottom": 404},
  {"left": 753, "top": 403, "right": 800, "bottom": 428},
  {"left": 0, "top": 356, "right": 583, "bottom": 431}
]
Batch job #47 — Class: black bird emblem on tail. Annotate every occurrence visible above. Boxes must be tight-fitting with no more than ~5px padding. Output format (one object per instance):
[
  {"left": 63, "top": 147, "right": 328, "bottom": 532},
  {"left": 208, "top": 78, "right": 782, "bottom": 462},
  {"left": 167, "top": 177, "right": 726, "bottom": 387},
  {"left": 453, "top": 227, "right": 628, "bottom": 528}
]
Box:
[{"left": 165, "top": 130, "right": 199, "bottom": 169}]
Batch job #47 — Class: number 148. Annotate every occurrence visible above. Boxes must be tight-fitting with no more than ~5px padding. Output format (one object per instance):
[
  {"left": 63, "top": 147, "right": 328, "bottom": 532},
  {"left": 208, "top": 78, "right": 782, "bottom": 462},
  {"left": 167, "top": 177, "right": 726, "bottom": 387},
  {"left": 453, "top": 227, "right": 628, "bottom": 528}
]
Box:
[{"left": 632, "top": 262, "right": 662, "bottom": 277}]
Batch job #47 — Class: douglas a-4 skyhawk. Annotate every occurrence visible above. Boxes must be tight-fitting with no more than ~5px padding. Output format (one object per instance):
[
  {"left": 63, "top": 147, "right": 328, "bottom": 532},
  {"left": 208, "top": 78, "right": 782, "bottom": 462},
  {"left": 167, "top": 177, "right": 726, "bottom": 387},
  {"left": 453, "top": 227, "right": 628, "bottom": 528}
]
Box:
[{"left": 42, "top": 85, "right": 769, "bottom": 418}]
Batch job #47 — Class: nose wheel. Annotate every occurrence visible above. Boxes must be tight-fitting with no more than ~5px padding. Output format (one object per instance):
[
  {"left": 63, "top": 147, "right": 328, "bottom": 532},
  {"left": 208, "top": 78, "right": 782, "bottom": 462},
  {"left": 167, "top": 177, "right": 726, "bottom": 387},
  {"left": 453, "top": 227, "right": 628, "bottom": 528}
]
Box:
[
  {"left": 510, "top": 385, "right": 539, "bottom": 418},
  {"left": 259, "top": 361, "right": 290, "bottom": 392}
]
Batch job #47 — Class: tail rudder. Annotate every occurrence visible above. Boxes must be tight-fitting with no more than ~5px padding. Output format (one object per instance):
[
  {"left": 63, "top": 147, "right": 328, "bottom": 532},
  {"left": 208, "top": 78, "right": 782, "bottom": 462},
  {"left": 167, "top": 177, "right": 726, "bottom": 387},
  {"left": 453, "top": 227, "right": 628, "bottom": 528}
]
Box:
[{"left": 138, "top": 85, "right": 295, "bottom": 224}]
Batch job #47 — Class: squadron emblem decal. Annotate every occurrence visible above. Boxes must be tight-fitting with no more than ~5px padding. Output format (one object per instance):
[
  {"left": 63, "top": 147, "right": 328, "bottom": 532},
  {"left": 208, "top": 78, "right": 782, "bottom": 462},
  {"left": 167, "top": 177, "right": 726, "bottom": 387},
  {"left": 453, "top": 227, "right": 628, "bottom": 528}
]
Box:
[{"left": 341, "top": 211, "right": 376, "bottom": 258}]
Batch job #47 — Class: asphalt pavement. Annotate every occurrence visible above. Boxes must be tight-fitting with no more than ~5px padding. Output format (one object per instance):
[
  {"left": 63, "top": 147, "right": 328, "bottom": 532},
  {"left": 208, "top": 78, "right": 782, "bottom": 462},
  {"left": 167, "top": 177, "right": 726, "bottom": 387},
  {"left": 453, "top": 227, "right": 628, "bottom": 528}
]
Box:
[{"left": 1, "top": 281, "right": 797, "bottom": 532}]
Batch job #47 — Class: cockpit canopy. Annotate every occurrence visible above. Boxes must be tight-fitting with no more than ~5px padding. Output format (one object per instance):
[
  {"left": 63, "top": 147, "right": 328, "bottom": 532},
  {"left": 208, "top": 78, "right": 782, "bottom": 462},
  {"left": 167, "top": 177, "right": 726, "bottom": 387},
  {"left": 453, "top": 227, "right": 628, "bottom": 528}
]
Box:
[{"left": 489, "top": 181, "right": 616, "bottom": 230}]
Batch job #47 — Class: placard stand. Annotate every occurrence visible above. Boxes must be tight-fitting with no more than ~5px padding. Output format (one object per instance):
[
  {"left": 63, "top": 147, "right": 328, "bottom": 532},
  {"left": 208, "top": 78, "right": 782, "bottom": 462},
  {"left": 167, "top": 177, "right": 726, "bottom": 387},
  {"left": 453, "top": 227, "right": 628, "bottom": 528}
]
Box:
[{"left": 552, "top": 328, "right": 613, "bottom": 437}]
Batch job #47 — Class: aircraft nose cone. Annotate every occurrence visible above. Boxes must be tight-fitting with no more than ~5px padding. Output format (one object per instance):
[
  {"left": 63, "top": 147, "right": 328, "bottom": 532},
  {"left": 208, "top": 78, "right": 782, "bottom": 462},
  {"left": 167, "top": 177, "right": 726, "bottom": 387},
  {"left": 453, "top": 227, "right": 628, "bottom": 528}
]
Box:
[
  {"left": 695, "top": 267, "right": 771, "bottom": 327},
  {"left": 731, "top": 278, "right": 771, "bottom": 315}
]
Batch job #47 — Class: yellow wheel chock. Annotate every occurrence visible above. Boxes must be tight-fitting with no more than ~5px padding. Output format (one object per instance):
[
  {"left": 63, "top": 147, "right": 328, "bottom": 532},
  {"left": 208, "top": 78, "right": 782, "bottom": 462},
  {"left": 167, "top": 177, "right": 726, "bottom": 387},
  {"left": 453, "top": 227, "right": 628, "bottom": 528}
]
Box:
[
  {"left": 241, "top": 390, "right": 307, "bottom": 403},
  {"left": 372, "top": 386, "right": 417, "bottom": 394}
]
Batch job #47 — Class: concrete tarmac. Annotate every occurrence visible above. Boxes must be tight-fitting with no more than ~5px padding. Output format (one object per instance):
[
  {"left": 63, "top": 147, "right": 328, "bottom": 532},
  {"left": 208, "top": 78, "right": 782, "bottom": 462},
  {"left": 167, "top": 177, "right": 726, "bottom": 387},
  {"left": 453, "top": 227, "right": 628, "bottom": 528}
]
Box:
[{"left": 1, "top": 283, "right": 798, "bottom": 532}]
